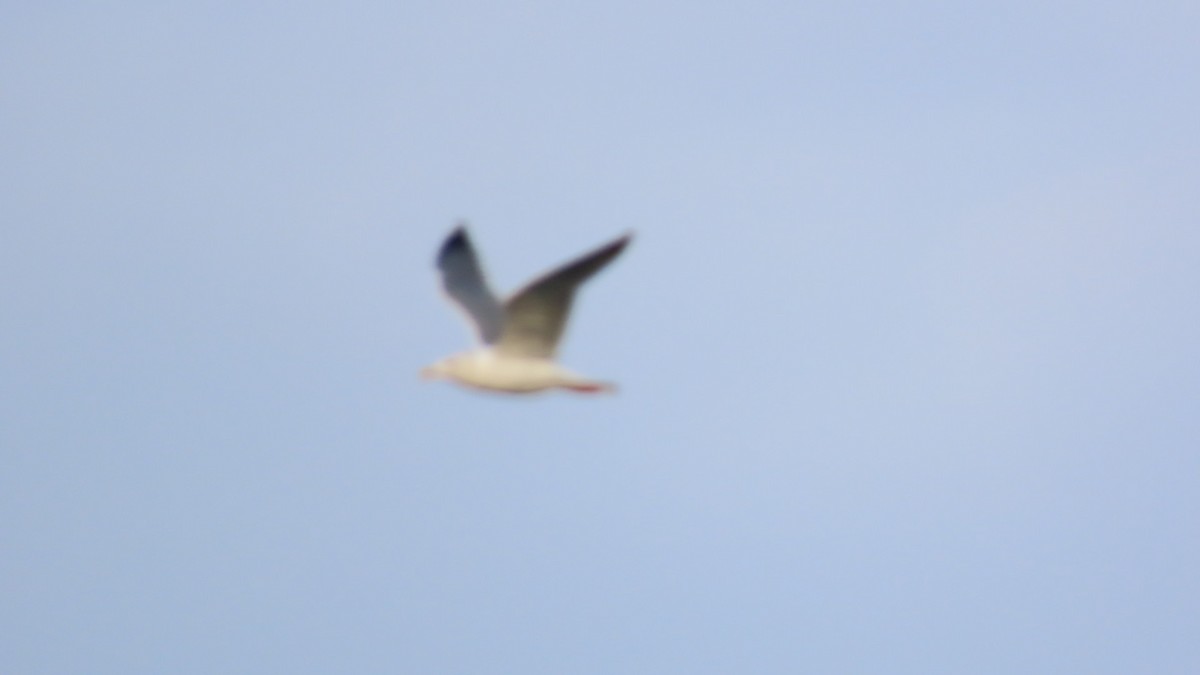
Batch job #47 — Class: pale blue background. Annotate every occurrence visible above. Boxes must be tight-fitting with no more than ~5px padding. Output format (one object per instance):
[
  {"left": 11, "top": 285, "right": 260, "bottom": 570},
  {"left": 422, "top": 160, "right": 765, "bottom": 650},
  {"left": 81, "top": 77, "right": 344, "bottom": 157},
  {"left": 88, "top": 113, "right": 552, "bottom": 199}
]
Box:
[{"left": 4, "top": 2, "right": 1198, "bottom": 673}]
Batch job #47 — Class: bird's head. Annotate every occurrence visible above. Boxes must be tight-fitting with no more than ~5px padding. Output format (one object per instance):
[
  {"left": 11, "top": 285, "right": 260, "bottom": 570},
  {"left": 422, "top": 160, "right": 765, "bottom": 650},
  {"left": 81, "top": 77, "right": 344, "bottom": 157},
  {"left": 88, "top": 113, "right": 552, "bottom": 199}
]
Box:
[
  {"left": 419, "top": 358, "right": 454, "bottom": 381},
  {"left": 420, "top": 353, "right": 480, "bottom": 382}
]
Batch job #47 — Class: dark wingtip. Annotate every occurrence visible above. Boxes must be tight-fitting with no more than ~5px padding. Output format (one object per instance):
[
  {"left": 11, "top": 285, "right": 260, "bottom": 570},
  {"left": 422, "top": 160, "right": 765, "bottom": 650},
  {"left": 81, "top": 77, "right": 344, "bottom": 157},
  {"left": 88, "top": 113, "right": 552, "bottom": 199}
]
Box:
[
  {"left": 603, "top": 231, "right": 633, "bottom": 258},
  {"left": 438, "top": 224, "right": 471, "bottom": 263},
  {"left": 609, "top": 231, "right": 634, "bottom": 252}
]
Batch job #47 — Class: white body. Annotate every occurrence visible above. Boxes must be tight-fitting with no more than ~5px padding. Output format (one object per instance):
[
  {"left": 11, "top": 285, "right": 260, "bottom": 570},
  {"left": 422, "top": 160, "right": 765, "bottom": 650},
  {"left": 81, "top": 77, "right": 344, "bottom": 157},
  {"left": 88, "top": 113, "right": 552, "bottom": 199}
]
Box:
[{"left": 422, "top": 349, "right": 612, "bottom": 394}]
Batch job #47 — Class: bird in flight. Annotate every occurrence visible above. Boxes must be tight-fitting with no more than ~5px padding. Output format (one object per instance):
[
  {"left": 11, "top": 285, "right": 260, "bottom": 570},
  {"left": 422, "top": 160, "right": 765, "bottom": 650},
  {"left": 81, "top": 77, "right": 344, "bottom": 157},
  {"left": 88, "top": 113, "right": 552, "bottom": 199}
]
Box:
[{"left": 421, "top": 225, "right": 632, "bottom": 394}]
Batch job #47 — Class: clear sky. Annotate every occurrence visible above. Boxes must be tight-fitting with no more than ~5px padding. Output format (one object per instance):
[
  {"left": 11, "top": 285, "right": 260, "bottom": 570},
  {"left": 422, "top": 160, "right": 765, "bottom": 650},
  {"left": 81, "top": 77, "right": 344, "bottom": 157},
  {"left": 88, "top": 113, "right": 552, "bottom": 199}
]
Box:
[{"left": 3, "top": 2, "right": 1198, "bottom": 673}]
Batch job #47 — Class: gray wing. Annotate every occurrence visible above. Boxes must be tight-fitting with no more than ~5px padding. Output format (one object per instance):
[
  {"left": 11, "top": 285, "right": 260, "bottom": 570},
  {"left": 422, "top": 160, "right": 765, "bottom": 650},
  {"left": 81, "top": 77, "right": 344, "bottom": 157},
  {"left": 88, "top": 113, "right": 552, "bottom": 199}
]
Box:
[
  {"left": 435, "top": 226, "right": 504, "bottom": 344},
  {"left": 497, "top": 233, "right": 632, "bottom": 358}
]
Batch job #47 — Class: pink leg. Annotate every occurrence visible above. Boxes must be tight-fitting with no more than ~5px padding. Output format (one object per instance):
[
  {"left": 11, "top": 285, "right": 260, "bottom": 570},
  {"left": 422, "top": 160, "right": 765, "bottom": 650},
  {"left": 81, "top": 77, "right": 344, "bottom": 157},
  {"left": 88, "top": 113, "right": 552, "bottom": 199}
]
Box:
[{"left": 564, "top": 381, "right": 615, "bottom": 394}]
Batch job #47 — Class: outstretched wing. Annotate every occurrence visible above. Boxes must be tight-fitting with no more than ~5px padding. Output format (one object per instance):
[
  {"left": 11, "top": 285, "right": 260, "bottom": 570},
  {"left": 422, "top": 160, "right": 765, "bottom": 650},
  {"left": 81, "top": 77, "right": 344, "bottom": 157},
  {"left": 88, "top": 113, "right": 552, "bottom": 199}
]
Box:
[
  {"left": 435, "top": 226, "right": 504, "bottom": 344},
  {"left": 497, "top": 233, "right": 631, "bottom": 358}
]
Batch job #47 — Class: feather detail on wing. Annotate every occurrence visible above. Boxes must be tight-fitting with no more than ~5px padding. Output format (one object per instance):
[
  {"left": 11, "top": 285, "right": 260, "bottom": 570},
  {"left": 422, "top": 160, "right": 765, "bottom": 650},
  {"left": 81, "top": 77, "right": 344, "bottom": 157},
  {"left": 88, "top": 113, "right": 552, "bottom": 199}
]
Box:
[
  {"left": 435, "top": 226, "right": 505, "bottom": 344},
  {"left": 497, "top": 234, "right": 631, "bottom": 358}
]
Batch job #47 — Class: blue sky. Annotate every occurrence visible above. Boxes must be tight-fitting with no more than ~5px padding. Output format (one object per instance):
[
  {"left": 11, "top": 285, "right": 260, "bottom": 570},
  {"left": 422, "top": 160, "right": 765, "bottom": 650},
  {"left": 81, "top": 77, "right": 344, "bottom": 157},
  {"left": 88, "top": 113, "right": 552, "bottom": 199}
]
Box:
[{"left": 3, "top": 2, "right": 1198, "bottom": 673}]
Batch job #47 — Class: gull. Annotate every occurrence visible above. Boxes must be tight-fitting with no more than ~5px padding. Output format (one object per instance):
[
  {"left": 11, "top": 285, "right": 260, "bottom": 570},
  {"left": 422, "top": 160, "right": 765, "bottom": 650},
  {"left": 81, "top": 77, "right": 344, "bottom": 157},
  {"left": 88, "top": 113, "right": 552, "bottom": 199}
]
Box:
[{"left": 421, "top": 225, "right": 632, "bottom": 394}]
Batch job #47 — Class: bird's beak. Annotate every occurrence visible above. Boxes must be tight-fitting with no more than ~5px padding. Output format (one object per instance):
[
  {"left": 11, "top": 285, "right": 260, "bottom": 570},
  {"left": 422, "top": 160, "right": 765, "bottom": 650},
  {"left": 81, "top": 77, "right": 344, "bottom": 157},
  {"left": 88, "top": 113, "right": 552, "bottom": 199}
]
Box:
[{"left": 419, "top": 366, "right": 438, "bottom": 381}]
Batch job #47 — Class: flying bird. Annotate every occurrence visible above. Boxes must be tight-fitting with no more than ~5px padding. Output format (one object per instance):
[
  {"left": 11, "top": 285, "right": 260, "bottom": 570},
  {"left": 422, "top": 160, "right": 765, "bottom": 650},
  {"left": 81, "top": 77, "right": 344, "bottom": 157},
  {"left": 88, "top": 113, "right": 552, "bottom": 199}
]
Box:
[{"left": 421, "top": 225, "right": 632, "bottom": 394}]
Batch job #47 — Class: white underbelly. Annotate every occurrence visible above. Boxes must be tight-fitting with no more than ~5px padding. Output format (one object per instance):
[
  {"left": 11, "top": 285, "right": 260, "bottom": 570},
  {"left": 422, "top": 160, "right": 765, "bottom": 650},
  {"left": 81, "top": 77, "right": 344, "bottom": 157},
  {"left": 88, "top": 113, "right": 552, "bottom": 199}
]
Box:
[{"left": 458, "top": 356, "right": 567, "bottom": 393}]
